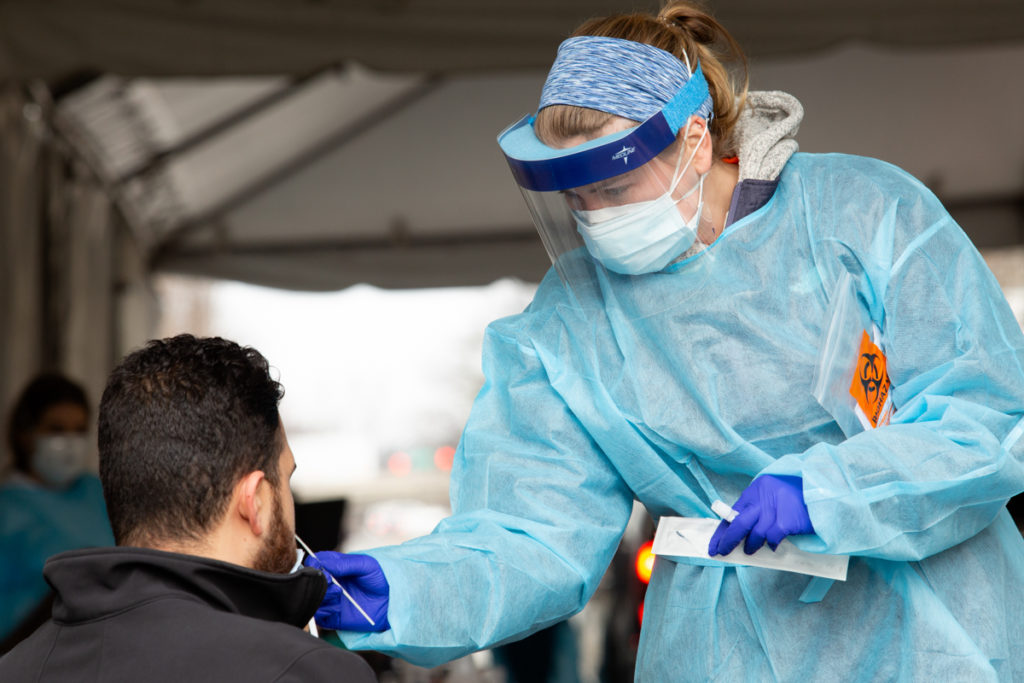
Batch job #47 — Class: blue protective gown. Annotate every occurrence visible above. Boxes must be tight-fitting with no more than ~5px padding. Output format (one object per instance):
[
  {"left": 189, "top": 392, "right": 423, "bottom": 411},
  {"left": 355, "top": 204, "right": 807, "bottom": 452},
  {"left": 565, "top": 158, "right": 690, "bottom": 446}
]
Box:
[
  {"left": 0, "top": 474, "right": 114, "bottom": 640},
  {"left": 345, "top": 153, "right": 1024, "bottom": 681}
]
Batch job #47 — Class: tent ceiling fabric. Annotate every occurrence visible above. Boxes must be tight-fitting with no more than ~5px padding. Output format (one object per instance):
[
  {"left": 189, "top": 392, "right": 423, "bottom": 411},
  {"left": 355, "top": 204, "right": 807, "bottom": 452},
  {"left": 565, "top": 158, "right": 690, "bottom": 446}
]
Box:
[
  {"left": 51, "top": 66, "right": 556, "bottom": 289},
  {"left": 46, "top": 39, "right": 1024, "bottom": 291},
  {"left": 7, "top": 3, "right": 1024, "bottom": 292},
  {"left": 2, "top": 1, "right": 1024, "bottom": 80}
]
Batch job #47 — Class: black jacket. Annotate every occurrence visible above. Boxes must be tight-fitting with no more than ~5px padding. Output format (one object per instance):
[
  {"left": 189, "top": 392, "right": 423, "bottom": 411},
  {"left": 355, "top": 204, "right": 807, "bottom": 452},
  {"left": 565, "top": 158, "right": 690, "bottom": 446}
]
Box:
[{"left": 0, "top": 546, "right": 375, "bottom": 682}]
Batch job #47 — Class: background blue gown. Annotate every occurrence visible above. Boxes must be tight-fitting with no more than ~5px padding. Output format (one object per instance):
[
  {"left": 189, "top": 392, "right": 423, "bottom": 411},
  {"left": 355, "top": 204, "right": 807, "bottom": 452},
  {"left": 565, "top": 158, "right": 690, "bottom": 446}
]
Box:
[{"left": 0, "top": 474, "right": 114, "bottom": 641}]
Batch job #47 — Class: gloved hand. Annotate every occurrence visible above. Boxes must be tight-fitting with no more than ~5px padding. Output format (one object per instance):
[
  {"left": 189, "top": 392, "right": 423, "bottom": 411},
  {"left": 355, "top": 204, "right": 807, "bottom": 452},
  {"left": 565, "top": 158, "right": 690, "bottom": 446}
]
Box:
[
  {"left": 708, "top": 475, "right": 814, "bottom": 556},
  {"left": 303, "top": 551, "right": 390, "bottom": 632}
]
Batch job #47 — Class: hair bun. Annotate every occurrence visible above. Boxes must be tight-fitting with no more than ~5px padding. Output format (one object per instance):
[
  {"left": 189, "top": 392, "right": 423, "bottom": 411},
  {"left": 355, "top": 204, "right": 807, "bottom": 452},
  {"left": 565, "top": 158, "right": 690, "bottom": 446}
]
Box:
[{"left": 658, "top": 7, "right": 717, "bottom": 45}]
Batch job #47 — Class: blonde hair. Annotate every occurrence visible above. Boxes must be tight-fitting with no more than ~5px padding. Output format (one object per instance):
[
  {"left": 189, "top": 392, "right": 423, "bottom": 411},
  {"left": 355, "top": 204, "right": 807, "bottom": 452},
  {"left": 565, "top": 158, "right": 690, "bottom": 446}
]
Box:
[{"left": 534, "top": 1, "right": 748, "bottom": 157}]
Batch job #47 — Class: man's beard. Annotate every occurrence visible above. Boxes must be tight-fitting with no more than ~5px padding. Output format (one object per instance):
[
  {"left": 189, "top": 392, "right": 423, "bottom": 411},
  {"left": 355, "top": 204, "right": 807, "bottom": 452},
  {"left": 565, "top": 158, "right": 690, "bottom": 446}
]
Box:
[{"left": 252, "top": 486, "right": 296, "bottom": 574}]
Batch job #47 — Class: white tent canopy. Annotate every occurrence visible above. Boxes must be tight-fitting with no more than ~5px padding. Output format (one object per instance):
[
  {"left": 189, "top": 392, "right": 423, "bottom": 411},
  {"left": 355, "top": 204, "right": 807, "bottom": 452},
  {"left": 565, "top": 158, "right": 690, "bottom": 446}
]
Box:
[
  {"left": 1, "top": 1, "right": 1023, "bottom": 412},
  {"left": 53, "top": 66, "right": 554, "bottom": 290},
  {"left": 48, "top": 40, "right": 1024, "bottom": 290},
  {"left": 3, "top": 0, "right": 1023, "bottom": 79}
]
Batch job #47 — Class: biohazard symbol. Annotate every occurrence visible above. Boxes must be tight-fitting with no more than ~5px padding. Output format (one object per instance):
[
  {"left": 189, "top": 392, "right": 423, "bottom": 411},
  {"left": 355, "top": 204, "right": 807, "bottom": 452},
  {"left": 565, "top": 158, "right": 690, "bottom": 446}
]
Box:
[
  {"left": 849, "top": 331, "right": 891, "bottom": 428},
  {"left": 859, "top": 352, "right": 884, "bottom": 404}
]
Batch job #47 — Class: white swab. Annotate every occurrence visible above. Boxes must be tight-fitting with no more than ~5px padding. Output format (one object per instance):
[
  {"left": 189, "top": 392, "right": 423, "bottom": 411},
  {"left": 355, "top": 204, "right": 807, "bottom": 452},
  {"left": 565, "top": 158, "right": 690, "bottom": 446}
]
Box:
[{"left": 295, "top": 533, "right": 376, "bottom": 626}]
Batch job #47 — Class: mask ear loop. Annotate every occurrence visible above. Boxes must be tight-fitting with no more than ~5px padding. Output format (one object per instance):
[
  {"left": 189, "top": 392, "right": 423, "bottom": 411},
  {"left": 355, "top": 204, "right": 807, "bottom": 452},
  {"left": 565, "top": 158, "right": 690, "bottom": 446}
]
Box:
[
  {"left": 668, "top": 120, "right": 711, "bottom": 237},
  {"left": 680, "top": 48, "right": 693, "bottom": 78},
  {"left": 691, "top": 169, "right": 707, "bottom": 225},
  {"left": 668, "top": 121, "right": 709, "bottom": 201}
]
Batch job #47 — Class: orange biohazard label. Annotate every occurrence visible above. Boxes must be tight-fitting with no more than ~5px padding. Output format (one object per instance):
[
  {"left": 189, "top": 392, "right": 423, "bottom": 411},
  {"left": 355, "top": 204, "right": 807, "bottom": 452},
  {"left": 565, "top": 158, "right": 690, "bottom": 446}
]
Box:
[{"left": 849, "top": 330, "right": 891, "bottom": 428}]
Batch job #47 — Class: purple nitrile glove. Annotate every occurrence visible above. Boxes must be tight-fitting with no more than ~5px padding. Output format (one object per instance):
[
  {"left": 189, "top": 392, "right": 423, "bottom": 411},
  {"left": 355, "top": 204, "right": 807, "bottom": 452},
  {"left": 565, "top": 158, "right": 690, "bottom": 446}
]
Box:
[
  {"left": 303, "top": 551, "right": 390, "bottom": 632},
  {"left": 708, "top": 475, "right": 814, "bottom": 556}
]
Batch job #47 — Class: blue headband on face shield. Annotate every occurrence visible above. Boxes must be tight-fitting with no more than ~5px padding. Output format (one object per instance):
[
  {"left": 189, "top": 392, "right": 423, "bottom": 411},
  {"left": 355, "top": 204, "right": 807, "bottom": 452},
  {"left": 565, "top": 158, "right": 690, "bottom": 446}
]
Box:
[
  {"left": 539, "top": 36, "right": 712, "bottom": 123},
  {"left": 497, "top": 36, "right": 714, "bottom": 192}
]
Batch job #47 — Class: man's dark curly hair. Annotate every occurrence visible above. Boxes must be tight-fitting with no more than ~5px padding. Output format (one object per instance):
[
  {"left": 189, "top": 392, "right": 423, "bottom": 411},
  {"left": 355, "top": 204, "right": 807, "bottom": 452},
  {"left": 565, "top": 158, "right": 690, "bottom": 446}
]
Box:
[{"left": 98, "top": 334, "right": 284, "bottom": 546}]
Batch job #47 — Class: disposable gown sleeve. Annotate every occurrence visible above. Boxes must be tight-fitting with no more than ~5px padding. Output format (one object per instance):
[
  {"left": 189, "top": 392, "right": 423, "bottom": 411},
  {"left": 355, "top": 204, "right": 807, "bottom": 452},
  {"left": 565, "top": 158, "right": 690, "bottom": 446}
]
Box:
[
  {"left": 763, "top": 166, "right": 1024, "bottom": 561},
  {"left": 340, "top": 319, "right": 635, "bottom": 667}
]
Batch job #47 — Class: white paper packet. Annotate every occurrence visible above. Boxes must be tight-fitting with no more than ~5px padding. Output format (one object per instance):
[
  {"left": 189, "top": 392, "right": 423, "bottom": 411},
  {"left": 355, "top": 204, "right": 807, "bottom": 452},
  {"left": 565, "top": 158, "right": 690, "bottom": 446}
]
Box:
[{"left": 652, "top": 516, "right": 849, "bottom": 581}]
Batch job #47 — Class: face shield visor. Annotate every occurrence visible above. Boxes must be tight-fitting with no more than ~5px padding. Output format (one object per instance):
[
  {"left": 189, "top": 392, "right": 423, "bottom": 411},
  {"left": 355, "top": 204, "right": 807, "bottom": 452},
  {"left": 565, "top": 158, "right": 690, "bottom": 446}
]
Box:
[{"left": 498, "top": 54, "right": 716, "bottom": 305}]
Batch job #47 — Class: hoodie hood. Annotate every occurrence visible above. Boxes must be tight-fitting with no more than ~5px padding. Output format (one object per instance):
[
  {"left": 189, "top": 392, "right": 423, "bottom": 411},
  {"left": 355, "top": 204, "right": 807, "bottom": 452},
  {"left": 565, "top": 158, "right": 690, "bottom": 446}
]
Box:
[
  {"left": 44, "top": 546, "right": 327, "bottom": 628},
  {"left": 734, "top": 90, "right": 803, "bottom": 183},
  {"left": 720, "top": 90, "right": 803, "bottom": 227}
]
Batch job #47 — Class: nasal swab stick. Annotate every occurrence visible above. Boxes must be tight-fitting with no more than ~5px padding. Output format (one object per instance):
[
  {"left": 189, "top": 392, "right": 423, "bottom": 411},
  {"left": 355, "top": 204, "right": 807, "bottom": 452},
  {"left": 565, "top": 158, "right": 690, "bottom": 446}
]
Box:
[{"left": 295, "top": 533, "right": 376, "bottom": 626}]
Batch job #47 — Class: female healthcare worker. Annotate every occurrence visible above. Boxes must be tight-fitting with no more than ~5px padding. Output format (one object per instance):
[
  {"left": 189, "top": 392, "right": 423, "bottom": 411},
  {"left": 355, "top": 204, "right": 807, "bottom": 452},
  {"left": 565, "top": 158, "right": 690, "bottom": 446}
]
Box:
[
  {"left": 0, "top": 374, "right": 114, "bottom": 649},
  {"left": 307, "top": 3, "right": 1024, "bottom": 679}
]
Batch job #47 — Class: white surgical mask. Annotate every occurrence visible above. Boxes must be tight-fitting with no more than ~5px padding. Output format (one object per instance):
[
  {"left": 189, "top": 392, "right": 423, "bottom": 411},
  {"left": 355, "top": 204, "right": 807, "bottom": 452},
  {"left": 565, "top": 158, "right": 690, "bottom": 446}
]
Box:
[
  {"left": 32, "top": 434, "right": 89, "bottom": 488},
  {"left": 291, "top": 545, "right": 320, "bottom": 637},
  {"left": 574, "top": 125, "right": 708, "bottom": 275},
  {"left": 291, "top": 548, "right": 306, "bottom": 574}
]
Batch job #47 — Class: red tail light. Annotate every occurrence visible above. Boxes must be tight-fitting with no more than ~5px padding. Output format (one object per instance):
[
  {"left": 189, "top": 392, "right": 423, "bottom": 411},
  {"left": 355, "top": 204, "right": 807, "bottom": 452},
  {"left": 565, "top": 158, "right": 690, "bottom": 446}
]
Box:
[{"left": 635, "top": 540, "right": 654, "bottom": 584}]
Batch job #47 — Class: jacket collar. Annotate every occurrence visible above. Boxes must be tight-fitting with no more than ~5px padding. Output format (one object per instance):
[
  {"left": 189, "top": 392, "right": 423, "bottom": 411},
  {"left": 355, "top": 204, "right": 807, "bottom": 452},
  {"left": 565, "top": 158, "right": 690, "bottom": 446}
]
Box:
[{"left": 44, "top": 546, "right": 327, "bottom": 628}]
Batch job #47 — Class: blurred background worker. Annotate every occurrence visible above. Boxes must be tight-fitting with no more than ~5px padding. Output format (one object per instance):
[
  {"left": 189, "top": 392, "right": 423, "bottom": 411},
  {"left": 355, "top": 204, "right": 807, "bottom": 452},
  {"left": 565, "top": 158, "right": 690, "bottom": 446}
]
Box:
[
  {"left": 305, "top": 2, "right": 1024, "bottom": 680},
  {"left": 0, "top": 374, "right": 114, "bottom": 651}
]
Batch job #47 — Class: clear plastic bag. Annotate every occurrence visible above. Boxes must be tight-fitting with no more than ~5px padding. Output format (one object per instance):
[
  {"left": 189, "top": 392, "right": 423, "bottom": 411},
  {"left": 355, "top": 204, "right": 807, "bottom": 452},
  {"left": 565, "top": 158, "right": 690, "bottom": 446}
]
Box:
[{"left": 811, "top": 272, "right": 893, "bottom": 438}]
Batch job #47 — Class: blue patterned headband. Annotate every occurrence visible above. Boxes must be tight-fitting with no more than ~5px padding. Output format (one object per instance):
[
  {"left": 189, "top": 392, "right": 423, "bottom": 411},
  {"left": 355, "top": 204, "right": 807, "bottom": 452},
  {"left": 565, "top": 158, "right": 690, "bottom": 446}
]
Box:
[
  {"left": 496, "top": 35, "right": 714, "bottom": 192},
  {"left": 539, "top": 36, "right": 713, "bottom": 123}
]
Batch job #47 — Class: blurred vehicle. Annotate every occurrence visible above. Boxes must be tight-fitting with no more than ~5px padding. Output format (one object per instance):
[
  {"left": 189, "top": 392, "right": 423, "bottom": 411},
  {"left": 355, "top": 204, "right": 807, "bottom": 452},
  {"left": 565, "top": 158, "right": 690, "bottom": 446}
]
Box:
[{"left": 593, "top": 505, "right": 654, "bottom": 683}]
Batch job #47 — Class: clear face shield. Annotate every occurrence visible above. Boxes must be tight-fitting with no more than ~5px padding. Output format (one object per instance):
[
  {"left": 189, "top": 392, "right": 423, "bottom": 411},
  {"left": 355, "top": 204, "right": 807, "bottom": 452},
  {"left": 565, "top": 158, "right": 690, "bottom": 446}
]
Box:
[{"left": 499, "top": 66, "right": 717, "bottom": 308}]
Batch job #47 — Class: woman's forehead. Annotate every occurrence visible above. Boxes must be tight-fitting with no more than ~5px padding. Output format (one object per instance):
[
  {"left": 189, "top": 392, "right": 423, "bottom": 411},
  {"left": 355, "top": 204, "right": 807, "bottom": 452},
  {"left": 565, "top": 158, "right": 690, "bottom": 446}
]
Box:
[{"left": 550, "top": 114, "right": 639, "bottom": 150}]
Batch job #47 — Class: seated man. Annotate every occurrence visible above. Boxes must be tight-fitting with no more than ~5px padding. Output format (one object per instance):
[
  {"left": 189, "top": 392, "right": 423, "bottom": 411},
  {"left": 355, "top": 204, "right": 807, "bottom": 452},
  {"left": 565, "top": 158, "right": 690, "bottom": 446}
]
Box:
[{"left": 0, "top": 335, "right": 373, "bottom": 682}]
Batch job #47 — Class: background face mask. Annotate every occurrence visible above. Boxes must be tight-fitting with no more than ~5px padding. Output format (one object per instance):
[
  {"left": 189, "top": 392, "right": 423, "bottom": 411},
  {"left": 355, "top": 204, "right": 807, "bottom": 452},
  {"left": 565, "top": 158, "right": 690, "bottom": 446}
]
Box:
[
  {"left": 573, "top": 125, "right": 708, "bottom": 275},
  {"left": 32, "top": 434, "right": 90, "bottom": 488}
]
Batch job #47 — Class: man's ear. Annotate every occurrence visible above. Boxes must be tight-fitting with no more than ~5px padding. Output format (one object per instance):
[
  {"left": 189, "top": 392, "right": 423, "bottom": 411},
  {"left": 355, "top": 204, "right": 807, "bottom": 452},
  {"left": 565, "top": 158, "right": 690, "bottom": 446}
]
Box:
[
  {"left": 236, "top": 470, "right": 267, "bottom": 537},
  {"left": 681, "top": 115, "right": 713, "bottom": 174}
]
